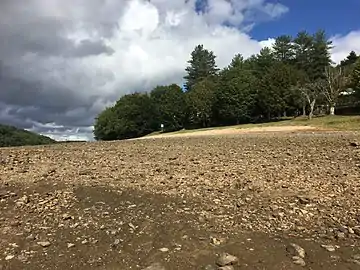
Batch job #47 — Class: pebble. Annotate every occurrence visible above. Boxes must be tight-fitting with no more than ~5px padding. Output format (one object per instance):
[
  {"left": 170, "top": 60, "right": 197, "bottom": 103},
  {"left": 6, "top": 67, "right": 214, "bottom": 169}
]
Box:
[
  {"left": 350, "top": 141, "right": 359, "bottom": 147},
  {"left": 37, "top": 241, "right": 51, "bottom": 247},
  {"left": 26, "top": 234, "right": 35, "bottom": 241},
  {"left": 292, "top": 256, "right": 306, "bottom": 266},
  {"left": 204, "top": 265, "right": 216, "bottom": 270},
  {"left": 336, "top": 232, "right": 346, "bottom": 239},
  {"left": 159, "top": 247, "right": 169, "bottom": 252},
  {"left": 67, "top": 243, "right": 75, "bottom": 248},
  {"left": 142, "top": 262, "right": 166, "bottom": 270},
  {"left": 286, "top": 243, "right": 306, "bottom": 258},
  {"left": 62, "top": 213, "right": 72, "bottom": 220},
  {"left": 5, "top": 255, "right": 15, "bottom": 261},
  {"left": 321, "top": 244, "right": 336, "bottom": 252},
  {"left": 210, "top": 237, "right": 221, "bottom": 246},
  {"left": 81, "top": 239, "right": 88, "bottom": 245},
  {"left": 216, "top": 253, "right": 238, "bottom": 267}
]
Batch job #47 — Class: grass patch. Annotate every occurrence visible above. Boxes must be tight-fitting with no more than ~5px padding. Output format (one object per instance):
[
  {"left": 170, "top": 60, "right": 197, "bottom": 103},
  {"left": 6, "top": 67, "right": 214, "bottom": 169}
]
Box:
[
  {"left": 144, "top": 115, "right": 360, "bottom": 138},
  {"left": 235, "top": 115, "right": 360, "bottom": 131}
]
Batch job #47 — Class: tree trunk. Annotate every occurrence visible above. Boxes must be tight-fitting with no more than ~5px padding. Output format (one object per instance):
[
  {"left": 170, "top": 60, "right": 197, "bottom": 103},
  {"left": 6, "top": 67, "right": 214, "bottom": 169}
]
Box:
[
  {"left": 329, "top": 104, "right": 335, "bottom": 115},
  {"left": 308, "top": 100, "right": 316, "bottom": 120},
  {"left": 302, "top": 105, "right": 306, "bottom": 116}
]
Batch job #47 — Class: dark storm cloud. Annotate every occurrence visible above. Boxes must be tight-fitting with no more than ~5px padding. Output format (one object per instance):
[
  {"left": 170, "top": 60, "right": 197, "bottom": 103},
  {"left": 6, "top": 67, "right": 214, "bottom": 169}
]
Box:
[{"left": 0, "top": 1, "right": 126, "bottom": 140}]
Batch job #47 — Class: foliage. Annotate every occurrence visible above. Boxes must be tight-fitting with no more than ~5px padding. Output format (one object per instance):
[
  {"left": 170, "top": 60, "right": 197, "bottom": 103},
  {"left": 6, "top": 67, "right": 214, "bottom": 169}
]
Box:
[
  {"left": 214, "top": 54, "right": 256, "bottom": 125},
  {"left": 184, "top": 44, "right": 219, "bottom": 91},
  {"left": 185, "top": 77, "right": 216, "bottom": 128},
  {"left": 150, "top": 84, "right": 186, "bottom": 132},
  {"left": 256, "top": 62, "right": 298, "bottom": 118},
  {"left": 0, "top": 124, "right": 55, "bottom": 147},
  {"left": 93, "top": 93, "right": 158, "bottom": 140},
  {"left": 340, "top": 51, "right": 359, "bottom": 67}
]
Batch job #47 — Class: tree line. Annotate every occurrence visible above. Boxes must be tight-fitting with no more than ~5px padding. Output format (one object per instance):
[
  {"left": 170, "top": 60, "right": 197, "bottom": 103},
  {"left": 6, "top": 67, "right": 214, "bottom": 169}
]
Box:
[
  {"left": 93, "top": 29, "right": 360, "bottom": 141},
  {"left": 0, "top": 124, "right": 55, "bottom": 147}
]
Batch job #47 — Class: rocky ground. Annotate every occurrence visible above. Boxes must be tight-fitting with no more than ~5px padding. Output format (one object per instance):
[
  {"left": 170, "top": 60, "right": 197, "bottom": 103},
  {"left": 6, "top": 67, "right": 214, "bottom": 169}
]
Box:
[{"left": 1, "top": 131, "right": 360, "bottom": 269}]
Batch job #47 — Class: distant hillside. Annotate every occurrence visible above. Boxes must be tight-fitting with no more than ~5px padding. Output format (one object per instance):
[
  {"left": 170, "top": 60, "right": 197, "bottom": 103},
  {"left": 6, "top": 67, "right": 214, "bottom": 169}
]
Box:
[{"left": 0, "top": 124, "right": 56, "bottom": 147}]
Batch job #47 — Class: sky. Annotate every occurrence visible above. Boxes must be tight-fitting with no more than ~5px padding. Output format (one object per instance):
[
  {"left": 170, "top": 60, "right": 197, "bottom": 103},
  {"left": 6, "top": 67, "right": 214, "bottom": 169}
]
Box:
[{"left": 0, "top": 0, "right": 359, "bottom": 141}]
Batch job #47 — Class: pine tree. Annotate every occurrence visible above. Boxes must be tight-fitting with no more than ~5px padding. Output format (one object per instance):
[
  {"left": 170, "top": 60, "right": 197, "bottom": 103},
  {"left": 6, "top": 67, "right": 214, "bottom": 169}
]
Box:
[
  {"left": 308, "top": 30, "right": 332, "bottom": 80},
  {"left": 293, "top": 31, "right": 313, "bottom": 76},
  {"left": 184, "top": 44, "right": 219, "bottom": 91},
  {"left": 215, "top": 54, "right": 256, "bottom": 125},
  {"left": 340, "top": 51, "right": 359, "bottom": 67},
  {"left": 273, "top": 35, "right": 295, "bottom": 63}
]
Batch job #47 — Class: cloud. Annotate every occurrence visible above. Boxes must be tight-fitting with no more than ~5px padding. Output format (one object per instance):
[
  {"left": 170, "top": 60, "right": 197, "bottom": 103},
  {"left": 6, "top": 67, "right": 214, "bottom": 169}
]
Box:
[
  {"left": 0, "top": 0, "right": 289, "bottom": 141},
  {"left": 330, "top": 30, "right": 360, "bottom": 64}
]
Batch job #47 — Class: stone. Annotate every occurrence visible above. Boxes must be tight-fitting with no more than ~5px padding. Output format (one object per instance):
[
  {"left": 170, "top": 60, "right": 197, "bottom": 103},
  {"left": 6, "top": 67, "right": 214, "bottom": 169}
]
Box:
[
  {"left": 350, "top": 141, "right": 359, "bottom": 147},
  {"left": 159, "top": 247, "right": 169, "bottom": 252},
  {"left": 292, "top": 256, "right": 306, "bottom": 266},
  {"left": 142, "top": 262, "right": 166, "bottom": 270},
  {"left": 352, "top": 254, "right": 360, "bottom": 260},
  {"left": 286, "top": 243, "right": 306, "bottom": 258},
  {"left": 37, "top": 241, "right": 51, "bottom": 247},
  {"left": 216, "top": 253, "right": 238, "bottom": 267},
  {"left": 321, "top": 244, "right": 336, "bottom": 252},
  {"left": 204, "top": 265, "right": 216, "bottom": 270},
  {"left": 5, "top": 255, "right": 15, "bottom": 260},
  {"left": 336, "top": 232, "right": 346, "bottom": 239},
  {"left": 17, "top": 254, "right": 28, "bottom": 262},
  {"left": 26, "top": 234, "right": 35, "bottom": 241},
  {"left": 18, "top": 195, "right": 30, "bottom": 204},
  {"left": 353, "top": 228, "right": 360, "bottom": 236},
  {"left": 81, "top": 239, "right": 88, "bottom": 245},
  {"left": 67, "top": 243, "right": 75, "bottom": 248},
  {"left": 62, "top": 213, "right": 72, "bottom": 220},
  {"left": 210, "top": 237, "right": 221, "bottom": 246},
  {"left": 8, "top": 243, "right": 18, "bottom": 249}
]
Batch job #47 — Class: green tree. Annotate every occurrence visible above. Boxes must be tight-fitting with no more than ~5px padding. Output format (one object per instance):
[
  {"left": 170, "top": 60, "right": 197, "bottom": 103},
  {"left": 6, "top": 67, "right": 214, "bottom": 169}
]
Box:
[
  {"left": 215, "top": 54, "right": 256, "bottom": 125},
  {"left": 150, "top": 84, "right": 186, "bottom": 132},
  {"left": 0, "top": 124, "right": 55, "bottom": 147},
  {"left": 251, "top": 47, "right": 276, "bottom": 77},
  {"left": 308, "top": 30, "right": 332, "bottom": 80},
  {"left": 184, "top": 44, "right": 219, "bottom": 91},
  {"left": 340, "top": 51, "right": 359, "bottom": 67},
  {"left": 185, "top": 78, "right": 216, "bottom": 128},
  {"left": 256, "top": 62, "right": 298, "bottom": 119},
  {"left": 273, "top": 35, "right": 295, "bottom": 63},
  {"left": 293, "top": 31, "right": 313, "bottom": 75},
  {"left": 93, "top": 93, "right": 158, "bottom": 141},
  {"left": 93, "top": 107, "right": 122, "bottom": 141}
]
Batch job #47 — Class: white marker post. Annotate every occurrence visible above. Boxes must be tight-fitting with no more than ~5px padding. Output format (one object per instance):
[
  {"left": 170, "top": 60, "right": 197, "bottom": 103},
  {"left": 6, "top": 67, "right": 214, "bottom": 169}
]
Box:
[{"left": 160, "top": 123, "right": 164, "bottom": 132}]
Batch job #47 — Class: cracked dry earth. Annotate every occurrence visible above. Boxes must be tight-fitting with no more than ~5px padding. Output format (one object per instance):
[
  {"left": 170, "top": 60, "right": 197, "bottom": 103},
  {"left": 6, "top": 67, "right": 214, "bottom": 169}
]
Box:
[{"left": 1, "top": 132, "right": 360, "bottom": 270}]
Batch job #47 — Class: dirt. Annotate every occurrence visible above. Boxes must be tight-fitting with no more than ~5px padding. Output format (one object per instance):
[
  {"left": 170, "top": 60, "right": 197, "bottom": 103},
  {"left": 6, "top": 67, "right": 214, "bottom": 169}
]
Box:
[
  {"left": 138, "top": 125, "right": 320, "bottom": 140},
  {"left": 1, "top": 131, "right": 360, "bottom": 269}
]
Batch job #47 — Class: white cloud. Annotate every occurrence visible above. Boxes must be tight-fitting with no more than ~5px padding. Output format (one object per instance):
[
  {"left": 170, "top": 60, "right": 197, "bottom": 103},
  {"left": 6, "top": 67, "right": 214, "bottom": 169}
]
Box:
[
  {"left": 330, "top": 30, "right": 360, "bottom": 64},
  {"left": 0, "top": 0, "right": 290, "bottom": 141},
  {"left": 259, "top": 37, "right": 275, "bottom": 48}
]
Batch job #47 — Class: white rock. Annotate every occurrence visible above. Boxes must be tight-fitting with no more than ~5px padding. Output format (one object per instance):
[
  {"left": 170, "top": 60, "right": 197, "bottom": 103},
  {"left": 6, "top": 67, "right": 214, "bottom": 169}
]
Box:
[{"left": 321, "top": 244, "right": 336, "bottom": 252}]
